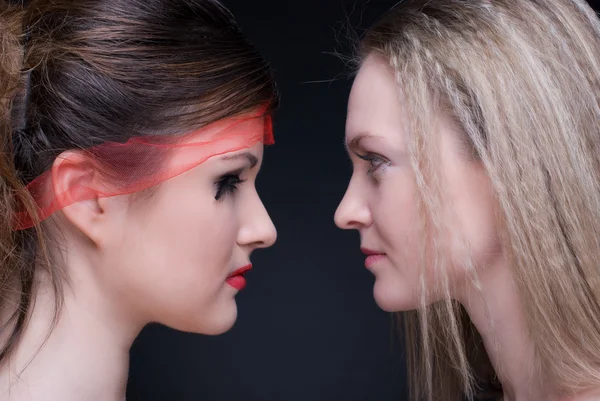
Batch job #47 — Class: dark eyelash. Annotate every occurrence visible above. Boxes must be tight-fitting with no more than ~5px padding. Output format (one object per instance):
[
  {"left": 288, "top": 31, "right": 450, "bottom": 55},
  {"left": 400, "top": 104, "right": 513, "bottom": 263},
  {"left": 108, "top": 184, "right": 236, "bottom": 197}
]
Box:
[
  {"left": 355, "top": 152, "right": 389, "bottom": 174},
  {"left": 355, "top": 153, "right": 377, "bottom": 164},
  {"left": 215, "top": 174, "right": 246, "bottom": 200}
]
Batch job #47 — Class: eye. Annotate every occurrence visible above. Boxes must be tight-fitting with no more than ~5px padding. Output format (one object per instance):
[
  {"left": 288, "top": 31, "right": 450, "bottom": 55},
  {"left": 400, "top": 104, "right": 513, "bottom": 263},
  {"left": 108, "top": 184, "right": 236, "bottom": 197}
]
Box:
[
  {"left": 355, "top": 152, "right": 390, "bottom": 176},
  {"left": 215, "top": 173, "right": 246, "bottom": 200}
]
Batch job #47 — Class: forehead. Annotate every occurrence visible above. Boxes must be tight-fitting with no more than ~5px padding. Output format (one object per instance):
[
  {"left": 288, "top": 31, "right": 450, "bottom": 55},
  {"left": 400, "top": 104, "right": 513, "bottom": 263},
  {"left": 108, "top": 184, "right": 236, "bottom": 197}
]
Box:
[
  {"left": 346, "top": 55, "right": 405, "bottom": 141},
  {"left": 179, "top": 113, "right": 268, "bottom": 145},
  {"left": 212, "top": 140, "right": 265, "bottom": 165}
]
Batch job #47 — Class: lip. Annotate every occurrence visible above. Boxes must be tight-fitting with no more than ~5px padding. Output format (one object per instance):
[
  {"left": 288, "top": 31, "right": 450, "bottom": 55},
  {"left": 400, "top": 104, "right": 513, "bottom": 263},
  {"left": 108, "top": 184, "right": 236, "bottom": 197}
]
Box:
[
  {"left": 361, "top": 248, "right": 387, "bottom": 269},
  {"left": 361, "top": 247, "right": 385, "bottom": 256},
  {"left": 226, "top": 263, "right": 252, "bottom": 291},
  {"left": 228, "top": 264, "right": 252, "bottom": 278}
]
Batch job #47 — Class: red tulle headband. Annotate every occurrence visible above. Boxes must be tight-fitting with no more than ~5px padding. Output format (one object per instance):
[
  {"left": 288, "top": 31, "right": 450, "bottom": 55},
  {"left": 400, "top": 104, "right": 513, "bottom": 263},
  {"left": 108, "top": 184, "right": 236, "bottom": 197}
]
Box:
[{"left": 14, "top": 108, "right": 274, "bottom": 230}]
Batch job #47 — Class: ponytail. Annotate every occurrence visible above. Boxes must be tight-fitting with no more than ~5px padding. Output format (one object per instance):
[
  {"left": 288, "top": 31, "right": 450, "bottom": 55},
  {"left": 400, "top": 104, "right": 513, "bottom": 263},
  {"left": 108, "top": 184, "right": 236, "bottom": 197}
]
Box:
[{"left": 0, "top": 2, "right": 53, "bottom": 366}]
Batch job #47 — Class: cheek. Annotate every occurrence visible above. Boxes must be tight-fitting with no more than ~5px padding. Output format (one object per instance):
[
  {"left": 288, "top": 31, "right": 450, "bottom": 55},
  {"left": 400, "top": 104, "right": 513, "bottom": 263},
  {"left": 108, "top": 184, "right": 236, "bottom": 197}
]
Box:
[
  {"left": 139, "top": 189, "right": 237, "bottom": 276},
  {"left": 445, "top": 162, "right": 501, "bottom": 275},
  {"left": 370, "top": 172, "right": 424, "bottom": 310},
  {"left": 373, "top": 171, "right": 418, "bottom": 243},
  {"left": 109, "top": 182, "right": 240, "bottom": 330},
  {"left": 374, "top": 171, "right": 421, "bottom": 268},
  {"left": 368, "top": 167, "right": 491, "bottom": 310}
]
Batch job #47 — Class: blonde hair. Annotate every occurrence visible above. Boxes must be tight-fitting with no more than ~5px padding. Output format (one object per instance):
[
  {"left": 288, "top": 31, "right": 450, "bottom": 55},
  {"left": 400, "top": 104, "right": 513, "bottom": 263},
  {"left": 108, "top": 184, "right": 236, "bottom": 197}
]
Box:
[{"left": 358, "top": 0, "right": 600, "bottom": 400}]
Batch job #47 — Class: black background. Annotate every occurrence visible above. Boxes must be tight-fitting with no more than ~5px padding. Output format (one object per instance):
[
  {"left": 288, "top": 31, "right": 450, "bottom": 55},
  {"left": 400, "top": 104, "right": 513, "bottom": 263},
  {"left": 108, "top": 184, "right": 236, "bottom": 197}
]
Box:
[{"left": 125, "top": 1, "right": 600, "bottom": 400}]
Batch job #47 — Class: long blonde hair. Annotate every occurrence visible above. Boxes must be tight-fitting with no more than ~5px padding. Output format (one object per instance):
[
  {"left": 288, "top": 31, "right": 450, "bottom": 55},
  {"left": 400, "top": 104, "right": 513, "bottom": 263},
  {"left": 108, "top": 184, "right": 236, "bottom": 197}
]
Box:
[{"left": 358, "top": 1, "right": 600, "bottom": 400}]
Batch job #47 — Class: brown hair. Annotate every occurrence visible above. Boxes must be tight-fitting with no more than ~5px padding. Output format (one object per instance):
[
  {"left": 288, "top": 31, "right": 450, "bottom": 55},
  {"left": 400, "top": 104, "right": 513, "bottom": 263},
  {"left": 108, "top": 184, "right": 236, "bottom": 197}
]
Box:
[
  {"left": 358, "top": 0, "right": 600, "bottom": 400},
  {"left": 0, "top": 0, "right": 277, "bottom": 366}
]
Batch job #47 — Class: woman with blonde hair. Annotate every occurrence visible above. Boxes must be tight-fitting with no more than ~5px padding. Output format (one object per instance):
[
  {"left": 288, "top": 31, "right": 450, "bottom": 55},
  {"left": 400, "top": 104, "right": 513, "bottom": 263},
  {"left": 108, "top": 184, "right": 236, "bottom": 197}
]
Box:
[{"left": 335, "top": 0, "right": 600, "bottom": 400}]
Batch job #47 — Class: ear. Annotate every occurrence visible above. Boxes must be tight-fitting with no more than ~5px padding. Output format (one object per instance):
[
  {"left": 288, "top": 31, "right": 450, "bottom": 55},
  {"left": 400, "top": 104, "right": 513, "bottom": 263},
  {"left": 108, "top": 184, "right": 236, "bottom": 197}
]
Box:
[{"left": 51, "top": 150, "right": 123, "bottom": 247}]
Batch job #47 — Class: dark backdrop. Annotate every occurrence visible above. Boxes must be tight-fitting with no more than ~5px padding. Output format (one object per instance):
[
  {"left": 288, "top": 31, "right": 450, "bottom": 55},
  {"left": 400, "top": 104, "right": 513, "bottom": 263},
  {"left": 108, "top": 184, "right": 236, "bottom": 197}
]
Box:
[{"left": 125, "top": 1, "right": 600, "bottom": 400}]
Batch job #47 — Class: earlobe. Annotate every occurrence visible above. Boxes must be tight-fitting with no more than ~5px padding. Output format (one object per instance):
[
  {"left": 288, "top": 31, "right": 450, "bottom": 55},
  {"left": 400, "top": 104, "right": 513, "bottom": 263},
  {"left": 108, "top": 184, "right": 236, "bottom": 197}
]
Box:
[{"left": 51, "top": 150, "right": 106, "bottom": 245}]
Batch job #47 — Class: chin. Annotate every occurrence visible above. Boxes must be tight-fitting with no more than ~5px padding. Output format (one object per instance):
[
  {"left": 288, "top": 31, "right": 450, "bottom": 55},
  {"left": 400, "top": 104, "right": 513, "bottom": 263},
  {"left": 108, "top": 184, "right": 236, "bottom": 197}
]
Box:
[
  {"left": 167, "top": 300, "right": 239, "bottom": 335},
  {"left": 373, "top": 279, "right": 418, "bottom": 312},
  {"left": 201, "top": 301, "right": 239, "bottom": 335},
  {"left": 200, "top": 316, "right": 237, "bottom": 335}
]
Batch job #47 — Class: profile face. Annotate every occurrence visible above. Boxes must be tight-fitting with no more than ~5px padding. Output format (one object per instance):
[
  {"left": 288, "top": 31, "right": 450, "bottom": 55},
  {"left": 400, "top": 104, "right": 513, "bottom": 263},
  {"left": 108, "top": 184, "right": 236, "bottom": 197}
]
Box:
[
  {"left": 99, "top": 113, "right": 277, "bottom": 335},
  {"left": 335, "top": 55, "right": 501, "bottom": 312}
]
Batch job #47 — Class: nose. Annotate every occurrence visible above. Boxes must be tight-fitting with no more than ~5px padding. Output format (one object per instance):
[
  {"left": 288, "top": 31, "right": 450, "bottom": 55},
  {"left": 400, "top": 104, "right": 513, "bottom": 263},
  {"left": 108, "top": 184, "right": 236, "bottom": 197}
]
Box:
[
  {"left": 334, "top": 176, "right": 372, "bottom": 230},
  {"left": 237, "top": 190, "right": 277, "bottom": 249}
]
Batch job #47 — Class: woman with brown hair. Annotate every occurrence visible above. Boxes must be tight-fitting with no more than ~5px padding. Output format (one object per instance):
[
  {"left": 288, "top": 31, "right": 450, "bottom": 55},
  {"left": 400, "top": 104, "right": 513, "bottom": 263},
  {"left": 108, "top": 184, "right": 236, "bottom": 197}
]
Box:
[
  {"left": 0, "top": 0, "right": 277, "bottom": 399},
  {"left": 336, "top": 0, "right": 600, "bottom": 400}
]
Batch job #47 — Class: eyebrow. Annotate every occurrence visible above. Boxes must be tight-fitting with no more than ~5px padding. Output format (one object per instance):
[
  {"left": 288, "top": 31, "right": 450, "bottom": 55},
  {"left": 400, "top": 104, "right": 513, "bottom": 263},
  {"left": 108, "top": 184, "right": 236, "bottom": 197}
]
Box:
[
  {"left": 221, "top": 152, "right": 259, "bottom": 169},
  {"left": 345, "top": 133, "right": 377, "bottom": 154}
]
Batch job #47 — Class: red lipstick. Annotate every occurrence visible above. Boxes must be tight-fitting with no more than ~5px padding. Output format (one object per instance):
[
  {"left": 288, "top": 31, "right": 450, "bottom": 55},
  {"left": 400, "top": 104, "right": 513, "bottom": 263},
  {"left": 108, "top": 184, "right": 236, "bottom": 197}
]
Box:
[
  {"left": 361, "top": 248, "right": 387, "bottom": 268},
  {"left": 226, "top": 264, "right": 252, "bottom": 291}
]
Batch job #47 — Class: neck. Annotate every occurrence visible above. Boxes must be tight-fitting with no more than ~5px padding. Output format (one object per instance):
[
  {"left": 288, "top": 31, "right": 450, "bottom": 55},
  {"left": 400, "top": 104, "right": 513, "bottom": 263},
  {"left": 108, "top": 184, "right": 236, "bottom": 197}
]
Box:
[
  {"left": 0, "top": 263, "right": 144, "bottom": 401},
  {"left": 457, "top": 257, "right": 558, "bottom": 401}
]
